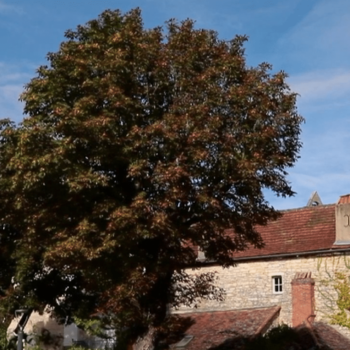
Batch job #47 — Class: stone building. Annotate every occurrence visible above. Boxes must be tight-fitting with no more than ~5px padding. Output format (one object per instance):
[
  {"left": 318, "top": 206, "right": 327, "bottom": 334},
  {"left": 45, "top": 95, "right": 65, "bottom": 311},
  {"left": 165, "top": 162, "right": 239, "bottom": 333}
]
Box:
[
  {"left": 10, "top": 192, "right": 350, "bottom": 349},
  {"left": 8, "top": 312, "right": 113, "bottom": 349},
  {"left": 169, "top": 193, "right": 350, "bottom": 348}
]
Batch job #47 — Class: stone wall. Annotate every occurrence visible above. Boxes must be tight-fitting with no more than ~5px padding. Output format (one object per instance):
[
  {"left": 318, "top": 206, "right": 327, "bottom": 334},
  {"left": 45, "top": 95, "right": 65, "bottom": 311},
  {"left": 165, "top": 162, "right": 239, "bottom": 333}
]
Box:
[
  {"left": 8, "top": 253, "right": 350, "bottom": 346},
  {"left": 175, "top": 253, "right": 350, "bottom": 325},
  {"left": 8, "top": 310, "right": 64, "bottom": 349}
]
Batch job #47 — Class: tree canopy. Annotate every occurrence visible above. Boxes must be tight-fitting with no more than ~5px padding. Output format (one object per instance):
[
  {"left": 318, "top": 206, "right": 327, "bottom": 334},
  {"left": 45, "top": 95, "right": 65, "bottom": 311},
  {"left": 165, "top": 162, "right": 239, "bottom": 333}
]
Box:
[{"left": 0, "top": 8, "right": 303, "bottom": 345}]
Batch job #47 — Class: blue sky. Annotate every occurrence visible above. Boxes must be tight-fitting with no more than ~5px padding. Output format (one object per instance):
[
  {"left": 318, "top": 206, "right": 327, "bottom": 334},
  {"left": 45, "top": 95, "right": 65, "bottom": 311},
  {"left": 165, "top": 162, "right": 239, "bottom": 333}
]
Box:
[{"left": 1, "top": 0, "right": 349, "bottom": 209}]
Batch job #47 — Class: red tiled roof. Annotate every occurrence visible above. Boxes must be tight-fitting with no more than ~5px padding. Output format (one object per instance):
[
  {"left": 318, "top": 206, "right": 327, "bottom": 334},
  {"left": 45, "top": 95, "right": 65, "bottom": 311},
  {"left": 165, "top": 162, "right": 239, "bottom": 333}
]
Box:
[
  {"left": 172, "top": 306, "right": 280, "bottom": 350},
  {"left": 311, "top": 322, "right": 350, "bottom": 349},
  {"left": 294, "top": 322, "right": 350, "bottom": 350},
  {"left": 338, "top": 194, "right": 350, "bottom": 204},
  {"left": 226, "top": 204, "right": 350, "bottom": 259}
]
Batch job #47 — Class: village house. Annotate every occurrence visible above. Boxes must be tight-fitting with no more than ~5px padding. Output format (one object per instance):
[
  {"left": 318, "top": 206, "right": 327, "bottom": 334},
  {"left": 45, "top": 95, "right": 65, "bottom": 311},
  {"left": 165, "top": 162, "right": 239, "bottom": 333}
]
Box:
[
  {"left": 9, "top": 192, "right": 350, "bottom": 349},
  {"left": 169, "top": 192, "right": 350, "bottom": 348}
]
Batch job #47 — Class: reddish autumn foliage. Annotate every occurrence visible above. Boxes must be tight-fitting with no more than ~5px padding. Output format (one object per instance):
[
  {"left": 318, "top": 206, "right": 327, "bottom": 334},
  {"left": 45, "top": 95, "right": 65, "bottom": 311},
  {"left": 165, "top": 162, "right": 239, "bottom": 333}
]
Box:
[{"left": 0, "top": 8, "right": 302, "bottom": 344}]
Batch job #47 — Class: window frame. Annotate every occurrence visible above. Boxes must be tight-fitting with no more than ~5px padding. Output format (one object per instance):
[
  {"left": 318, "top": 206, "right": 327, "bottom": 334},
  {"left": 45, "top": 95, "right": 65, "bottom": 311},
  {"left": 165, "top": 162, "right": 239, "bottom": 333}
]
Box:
[{"left": 272, "top": 275, "right": 283, "bottom": 294}]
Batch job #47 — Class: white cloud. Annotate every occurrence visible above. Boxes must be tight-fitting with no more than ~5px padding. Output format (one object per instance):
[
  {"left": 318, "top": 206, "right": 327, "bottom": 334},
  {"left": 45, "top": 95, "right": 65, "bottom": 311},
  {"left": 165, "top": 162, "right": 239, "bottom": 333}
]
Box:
[
  {"left": 0, "top": 1, "right": 22, "bottom": 14},
  {"left": 0, "top": 63, "right": 31, "bottom": 84},
  {"left": 279, "top": 0, "right": 350, "bottom": 70},
  {"left": 287, "top": 171, "right": 350, "bottom": 207},
  {"left": 0, "top": 62, "right": 31, "bottom": 122},
  {"left": 0, "top": 84, "right": 22, "bottom": 101},
  {"left": 267, "top": 169, "right": 350, "bottom": 210},
  {"left": 290, "top": 70, "right": 350, "bottom": 102},
  {"left": 287, "top": 69, "right": 350, "bottom": 118},
  {"left": 271, "top": 119, "right": 350, "bottom": 209},
  {"left": 267, "top": 98, "right": 350, "bottom": 210},
  {"left": 0, "top": 84, "right": 24, "bottom": 121}
]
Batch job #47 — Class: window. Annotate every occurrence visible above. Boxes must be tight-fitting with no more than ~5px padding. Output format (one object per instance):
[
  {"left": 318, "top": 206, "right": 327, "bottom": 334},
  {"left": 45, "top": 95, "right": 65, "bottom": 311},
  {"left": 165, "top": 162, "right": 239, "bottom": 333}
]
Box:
[
  {"left": 197, "top": 247, "right": 206, "bottom": 260},
  {"left": 173, "top": 335, "right": 193, "bottom": 348},
  {"left": 272, "top": 275, "right": 283, "bottom": 294}
]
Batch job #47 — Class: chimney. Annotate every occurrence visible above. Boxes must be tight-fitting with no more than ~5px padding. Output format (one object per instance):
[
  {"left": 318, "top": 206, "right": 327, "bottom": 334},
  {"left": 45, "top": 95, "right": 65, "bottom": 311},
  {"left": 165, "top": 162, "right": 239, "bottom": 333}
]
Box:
[
  {"left": 291, "top": 272, "right": 315, "bottom": 327},
  {"left": 335, "top": 194, "right": 350, "bottom": 245}
]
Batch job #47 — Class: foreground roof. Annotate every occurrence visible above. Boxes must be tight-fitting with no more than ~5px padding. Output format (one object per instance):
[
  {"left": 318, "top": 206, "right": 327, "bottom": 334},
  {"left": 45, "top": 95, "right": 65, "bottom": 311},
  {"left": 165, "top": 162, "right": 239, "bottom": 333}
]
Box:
[
  {"left": 171, "top": 306, "right": 280, "bottom": 349},
  {"left": 310, "top": 322, "right": 350, "bottom": 350},
  {"left": 228, "top": 204, "right": 350, "bottom": 259},
  {"left": 169, "top": 314, "right": 350, "bottom": 350}
]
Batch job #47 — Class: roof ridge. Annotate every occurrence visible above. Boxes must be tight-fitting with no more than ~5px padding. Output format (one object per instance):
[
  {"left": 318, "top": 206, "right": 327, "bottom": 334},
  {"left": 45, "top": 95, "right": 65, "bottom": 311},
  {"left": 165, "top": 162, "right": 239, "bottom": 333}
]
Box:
[
  {"left": 254, "top": 306, "right": 281, "bottom": 336},
  {"left": 173, "top": 305, "right": 280, "bottom": 315},
  {"left": 278, "top": 203, "right": 335, "bottom": 213}
]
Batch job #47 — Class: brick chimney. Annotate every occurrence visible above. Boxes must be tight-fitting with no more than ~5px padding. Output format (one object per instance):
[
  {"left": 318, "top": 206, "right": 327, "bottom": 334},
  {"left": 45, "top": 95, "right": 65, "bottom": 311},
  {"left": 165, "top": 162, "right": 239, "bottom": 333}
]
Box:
[{"left": 291, "top": 272, "right": 315, "bottom": 327}]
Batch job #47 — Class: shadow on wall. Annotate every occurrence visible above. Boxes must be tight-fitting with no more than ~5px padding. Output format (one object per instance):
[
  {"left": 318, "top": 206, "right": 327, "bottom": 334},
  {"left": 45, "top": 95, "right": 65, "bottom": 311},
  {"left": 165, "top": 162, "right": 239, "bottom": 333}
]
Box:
[
  {"left": 8, "top": 311, "right": 116, "bottom": 349},
  {"left": 31, "top": 317, "right": 64, "bottom": 350},
  {"left": 7, "top": 312, "right": 64, "bottom": 350}
]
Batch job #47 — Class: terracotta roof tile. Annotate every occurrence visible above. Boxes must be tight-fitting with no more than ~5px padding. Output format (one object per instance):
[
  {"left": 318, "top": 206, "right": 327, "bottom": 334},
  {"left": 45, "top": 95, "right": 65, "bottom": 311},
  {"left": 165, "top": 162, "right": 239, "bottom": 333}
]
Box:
[
  {"left": 338, "top": 194, "right": 350, "bottom": 204},
  {"left": 295, "top": 322, "right": 350, "bottom": 350},
  {"left": 313, "top": 322, "right": 350, "bottom": 349},
  {"left": 172, "top": 306, "right": 280, "bottom": 349},
  {"left": 225, "top": 204, "right": 350, "bottom": 259}
]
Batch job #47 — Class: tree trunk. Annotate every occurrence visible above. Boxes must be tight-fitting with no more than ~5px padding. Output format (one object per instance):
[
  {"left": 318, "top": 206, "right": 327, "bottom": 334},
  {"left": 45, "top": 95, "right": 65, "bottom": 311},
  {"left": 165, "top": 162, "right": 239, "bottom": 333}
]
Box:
[{"left": 133, "top": 327, "right": 156, "bottom": 350}]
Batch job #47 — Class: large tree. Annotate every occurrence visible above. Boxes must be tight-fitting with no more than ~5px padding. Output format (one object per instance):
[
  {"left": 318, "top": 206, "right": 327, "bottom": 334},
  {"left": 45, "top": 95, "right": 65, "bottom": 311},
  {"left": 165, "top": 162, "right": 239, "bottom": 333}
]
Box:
[{"left": 0, "top": 8, "right": 303, "bottom": 346}]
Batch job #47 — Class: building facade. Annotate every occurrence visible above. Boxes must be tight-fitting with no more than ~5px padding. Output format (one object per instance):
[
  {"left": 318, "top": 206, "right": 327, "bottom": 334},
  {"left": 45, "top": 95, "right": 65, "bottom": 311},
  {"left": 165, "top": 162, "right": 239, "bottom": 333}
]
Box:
[
  {"left": 10, "top": 193, "right": 350, "bottom": 348},
  {"left": 176, "top": 193, "right": 350, "bottom": 328}
]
